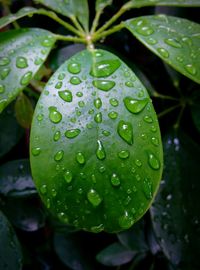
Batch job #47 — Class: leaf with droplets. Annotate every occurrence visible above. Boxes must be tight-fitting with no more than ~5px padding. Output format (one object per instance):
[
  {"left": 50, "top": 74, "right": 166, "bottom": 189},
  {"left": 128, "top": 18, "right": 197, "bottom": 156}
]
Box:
[
  {"left": 34, "top": 0, "right": 89, "bottom": 31},
  {"left": 126, "top": 0, "right": 200, "bottom": 9},
  {"left": 0, "top": 210, "right": 23, "bottom": 270},
  {"left": 30, "top": 49, "right": 163, "bottom": 233},
  {"left": 123, "top": 15, "right": 200, "bottom": 84},
  {"left": 0, "top": 28, "right": 56, "bottom": 113},
  {"left": 95, "top": 0, "right": 113, "bottom": 11},
  {"left": 150, "top": 130, "right": 200, "bottom": 269}
]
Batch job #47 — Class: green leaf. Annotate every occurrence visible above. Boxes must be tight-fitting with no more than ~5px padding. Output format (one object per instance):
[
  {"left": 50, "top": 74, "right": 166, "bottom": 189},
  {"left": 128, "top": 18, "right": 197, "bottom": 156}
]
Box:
[
  {"left": 126, "top": 0, "right": 200, "bottom": 8},
  {"left": 150, "top": 130, "right": 200, "bottom": 269},
  {"left": 0, "top": 28, "right": 56, "bottom": 113},
  {"left": 95, "top": 0, "right": 113, "bottom": 11},
  {"left": 96, "top": 242, "right": 135, "bottom": 266},
  {"left": 0, "top": 210, "right": 23, "bottom": 270},
  {"left": 0, "top": 159, "right": 36, "bottom": 197},
  {"left": 34, "top": 0, "right": 89, "bottom": 31},
  {"left": 123, "top": 15, "right": 200, "bottom": 84},
  {"left": 0, "top": 102, "right": 23, "bottom": 158},
  {"left": 30, "top": 49, "right": 163, "bottom": 233}
]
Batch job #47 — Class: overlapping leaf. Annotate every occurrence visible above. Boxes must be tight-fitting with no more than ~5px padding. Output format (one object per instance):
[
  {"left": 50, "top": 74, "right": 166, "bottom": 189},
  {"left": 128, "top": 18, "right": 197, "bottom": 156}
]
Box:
[
  {"left": 96, "top": 0, "right": 113, "bottom": 11},
  {"left": 126, "top": 0, "right": 200, "bottom": 9}
]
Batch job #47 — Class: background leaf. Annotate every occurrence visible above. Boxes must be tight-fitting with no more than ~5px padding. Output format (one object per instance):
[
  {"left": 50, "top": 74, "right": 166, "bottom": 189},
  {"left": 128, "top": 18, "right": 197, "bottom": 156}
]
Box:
[
  {"left": 95, "top": 0, "right": 113, "bottom": 11},
  {"left": 126, "top": 0, "right": 200, "bottom": 8},
  {"left": 0, "top": 28, "right": 56, "bottom": 113},
  {"left": 123, "top": 15, "right": 200, "bottom": 84},
  {"left": 0, "top": 210, "right": 23, "bottom": 270},
  {"left": 190, "top": 92, "right": 200, "bottom": 133}
]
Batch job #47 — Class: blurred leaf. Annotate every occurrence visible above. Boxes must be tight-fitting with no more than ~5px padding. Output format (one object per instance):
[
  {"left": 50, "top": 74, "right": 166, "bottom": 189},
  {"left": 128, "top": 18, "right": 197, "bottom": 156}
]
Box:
[
  {"left": 15, "top": 93, "right": 34, "bottom": 129},
  {"left": 0, "top": 210, "right": 23, "bottom": 270},
  {"left": 151, "top": 130, "right": 200, "bottom": 269},
  {"left": 96, "top": 242, "right": 135, "bottom": 266},
  {"left": 95, "top": 0, "right": 112, "bottom": 11},
  {"left": 0, "top": 159, "right": 36, "bottom": 197},
  {"left": 126, "top": 0, "right": 200, "bottom": 8},
  {"left": 0, "top": 28, "right": 56, "bottom": 113},
  {"left": 123, "top": 15, "right": 200, "bottom": 84},
  {"left": 147, "top": 222, "right": 161, "bottom": 255},
  {"left": 190, "top": 93, "right": 200, "bottom": 133},
  {"left": 0, "top": 102, "right": 23, "bottom": 158},
  {"left": 54, "top": 232, "right": 93, "bottom": 270}
]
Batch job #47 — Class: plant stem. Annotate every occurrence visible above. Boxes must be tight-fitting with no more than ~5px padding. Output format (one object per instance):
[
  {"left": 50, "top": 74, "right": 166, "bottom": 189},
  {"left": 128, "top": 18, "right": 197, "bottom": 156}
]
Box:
[
  {"left": 153, "top": 91, "right": 179, "bottom": 101},
  {"left": 158, "top": 104, "right": 181, "bottom": 118},
  {"left": 174, "top": 103, "right": 186, "bottom": 129},
  {"left": 54, "top": 34, "right": 86, "bottom": 43},
  {"left": 70, "top": 15, "right": 85, "bottom": 34},
  {"left": 90, "top": 9, "right": 102, "bottom": 34},
  {"left": 93, "top": 23, "right": 124, "bottom": 42}
]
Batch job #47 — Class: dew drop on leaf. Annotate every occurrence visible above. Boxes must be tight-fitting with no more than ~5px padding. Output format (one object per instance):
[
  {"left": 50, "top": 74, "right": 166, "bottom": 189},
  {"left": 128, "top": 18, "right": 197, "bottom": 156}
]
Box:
[
  {"left": 0, "top": 84, "right": 5, "bottom": 93},
  {"left": 164, "top": 38, "right": 182, "bottom": 48},
  {"left": 148, "top": 153, "right": 160, "bottom": 170},
  {"left": 94, "top": 112, "right": 102, "bottom": 123},
  {"left": 54, "top": 150, "right": 64, "bottom": 161},
  {"left": 76, "top": 152, "right": 85, "bottom": 164},
  {"left": 111, "top": 173, "right": 121, "bottom": 187},
  {"left": 117, "top": 120, "right": 133, "bottom": 145},
  {"left": 55, "top": 81, "right": 63, "bottom": 89},
  {"left": 144, "top": 115, "right": 153, "bottom": 123},
  {"left": 96, "top": 140, "right": 106, "bottom": 160},
  {"left": 0, "top": 67, "right": 10, "bottom": 80},
  {"left": 70, "top": 76, "right": 82, "bottom": 85},
  {"left": 49, "top": 107, "right": 62, "bottom": 123},
  {"left": 64, "top": 170, "right": 73, "bottom": 183},
  {"left": 68, "top": 62, "right": 81, "bottom": 74},
  {"left": 143, "top": 177, "right": 153, "bottom": 199},
  {"left": 53, "top": 131, "right": 61, "bottom": 141},
  {"left": 31, "top": 147, "right": 41, "bottom": 156},
  {"left": 93, "top": 80, "right": 115, "bottom": 91},
  {"left": 151, "top": 137, "right": 159, "bottom": 146},
  {"left": 40, "top": 184, "right": 47, "bottom": 195},
  {"left": 0, "top": 56, "right": 10, "bottom": 66},
  {"left": 16, "top": 56, "right": 28, "bottom": 69},
  {"left": 58, "top": 90, "right": 72, "bottom": 102},
  {"left": 90, "top": 59, "right": 121, "bottom": 77},
  {"left": 184, "top": 64, "right": 197, "bottom": 75},
  {"left": 20, "top": 71, "right": 32, "bottom": 85},
  {"left": 124, "top": 97, "right": 148, "bottom": 114},
  {"left": 157, "top": 48, "right": 169, "bottom": 58},
  {"left": 119, "top": 211, "right": 134, "bottom": 229},
  {"left": 94, "top": 97, "right": 102, "bottom": 109},
  {"left": 109, "top": 98, "right": 118, "bottom": 107},
  {"left": 118, "top": 150, "right": 130, "bottom": 159},
  {"left": 108, "top": 111, "right": 118, "bottom": 119},
  {"left": 65, "top": 129, "right": 80, "bottom": 139},
  {"left": 87, "top": 189, "right": 102, "bottom": 207}
]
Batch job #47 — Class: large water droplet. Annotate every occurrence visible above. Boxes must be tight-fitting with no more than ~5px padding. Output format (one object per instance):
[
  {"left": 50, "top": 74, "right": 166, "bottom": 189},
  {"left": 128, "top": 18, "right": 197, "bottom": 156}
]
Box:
[
  {"left": 108, "top": 111, "right": 118, "bottom": 119},
  {"left": 54, "top": 150, "right": 64, "bottom": 161},
  {"left": 117, "top": 120, "right": 133, "bottom": 145},
  {"left": 96, "top": 140, "right": 106, "bottom": 160},
  {"left": 124, "top": 97, "right": 148, "bottom": 114},
  {"left": 94, "top": 112, "right": 102, "bottom": 123},
  {"left": 68, "top": 62, "right": 81, "bottom": 74},
  {"left": 65, "top": 129, "right": 80, "bottom": 138},
  {"left": 143, "top": 178, "right": 153, "bottom": 199},
  {"left": 16, "top": 56, "right": 28, "bottom": 68},
  {"left": 54, "top": 131, "right": 61, "bottom": 141},
  {"left": 119, "top": 211, "right": 134, "bottom": 229},
  {"left": 164, "top": 38, "right": 182, "bottom": 48},
  {"left": 87, "top": 189, "right": 102, "bottom": 207},
  {"left": 111, "top": 173, "right": 121, "bottom": 186},
  {"left": 20, "top": 71, "right": 32, "bottom": 85},
  {"left": 0, "top": 57, "right": 10, "bottom": 66},
  {"left": 0, "top": 67, "right": 10, "bottom": 80},
  {"left": 157, "top": 48, "right": 169, "bottom": 58},
  {"left": 184, "top": 64, "right": 197, "bottom": 75},
  {"left": 109, "top": 98, "right": 118, "bottom": 107},
  {"left": 118, "top": 150, "right": 130, "bottom": 159},
  {"left": 70, "top": 76, "right": 82, "bottom": 85},
  {"left": 49, "top": 107, "right": 62, "bottom": 123},
  {"left": 59, "top": 90, "right": 72, "bottom": 102},
  {"left": 148, "top": 153, "right": 160, "bottom": 170},
  {"left": 94, "top": 97, "right": 102, "bottom": 109},
  {"left": 64, "top": 170, "right": 73, "bottom": 183},
  {"left": 31, "top": 147, "right": 41, "bottom": 156},
  {"left": 93, "top": 80, "right": 115, "bottom": 91},
  {"left": 76, "top": 152, "right": 85, "bottom": 164},
  {"left": 90, "top": 59, "right": 121, "bottom": 77}
]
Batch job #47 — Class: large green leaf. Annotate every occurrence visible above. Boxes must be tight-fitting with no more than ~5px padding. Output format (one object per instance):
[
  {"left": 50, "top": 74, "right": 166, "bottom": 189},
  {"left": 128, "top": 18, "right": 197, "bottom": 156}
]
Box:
[
  {"left": 0, "top": 28, "right": 56, "bottom": 113},
  {"left": 95, "top": 0, "right": 113, "bottom": 11},
  {"left": 0, "top": 210, "right": 23, "bottom": 270},
  {"left": 150, "top": 130, "right": 200, "bottom": 269},
  {"left": 34, "top": 0, "right": 89, "bottom": 31},
  {"left": 30, "top": 49, "right": 163, "bottom": 233},
  {"left": 126, "top": 0, "right": 200, "bottom": 8},
  {"left": 123, "top": 15, "right": 200, "bottom": 84}
]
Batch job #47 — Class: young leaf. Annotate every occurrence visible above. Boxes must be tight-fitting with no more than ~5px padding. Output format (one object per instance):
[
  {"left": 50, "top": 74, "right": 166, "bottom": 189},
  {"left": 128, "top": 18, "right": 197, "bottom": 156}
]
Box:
[
  {"left": 151, "top": 130, "right": 200, "bottom": 269},
  {"left": 0, "top": 28, "right": 56, "bottom": 113},
  {"left": 30, "top": 49, "right": 163, "bottom": 233},
  {"left": 34, "top": 0, "right": 89, "bottom": 31},
  {"left": 96, "top": 242, "right": 135, "bottom": 266},
  {"left": 96, "top": 0, "right": 113, "bottom": 11},
  {"left": 0, "top": 210, "right": 23, "bottom": 270},
  {"left": 123, "top": 15, "right": 200, "bottom": 84},
  {"left": 126, "top": 0, "right": 200, "bottom": 8}
]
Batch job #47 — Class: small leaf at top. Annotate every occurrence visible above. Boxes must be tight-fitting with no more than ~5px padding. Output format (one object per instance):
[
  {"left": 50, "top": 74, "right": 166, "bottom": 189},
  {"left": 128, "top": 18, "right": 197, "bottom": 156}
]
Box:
[
  {"left": 127, "top": 0, "right": 200, "bottom": 8},
  {"left": 0, "top": 28, "right": 56, "bottom": 113},
  {"left": 123, "top": 15, "right": 200, "bottom": 84},
  {"left": 95, "top": 0, "right": 113, "bottom": 11}
]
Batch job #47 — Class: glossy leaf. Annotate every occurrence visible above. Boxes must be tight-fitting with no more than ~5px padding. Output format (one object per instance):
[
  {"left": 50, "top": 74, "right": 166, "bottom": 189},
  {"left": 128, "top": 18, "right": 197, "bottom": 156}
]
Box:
[
  {"left": 34, "top": 0, "right": 89, "bottom": 31},
  {"left": 151, "top": 130, "right": 200, "bottom": 269},
  {"left": 0, "top": 159, "right": 36, "bottom": 197},
  {"left": 95, "top": 0, "right": 113, "bottom": 11},
  {"left": 30, "top": 49, "right": 163, "bottom": 233},
  {"left": 96, "top": 242, "right": 135, "bottom": 266},
  {"left": 0, "top": 210, "right": 23, "bottom": 270},
  {"left": 123, "top": 15, "right": 200, "bottom": 84},
  {"left": 0, "top": 28, "right": 56, "bottom": 113},
  {"left": 0, "top": 103, "right": 23, "bottom": 158},
  {"left": 126, "top": 0, "right": 200, "bottom": 8}
]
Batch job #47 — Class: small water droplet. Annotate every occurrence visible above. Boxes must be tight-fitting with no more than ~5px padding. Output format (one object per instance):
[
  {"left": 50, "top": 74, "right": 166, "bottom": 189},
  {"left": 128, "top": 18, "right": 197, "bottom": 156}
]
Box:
[
  {"left": 65, "top": 129, "right": 80, "bottom": 139},
  {"left": 99, "top": 166, "right": 106, "bottom": 173},
  {"left": 135, "top": 20, "right": 154, "bottom": 36},
  {"left": 0, "top": 57, "right": 10, "bottom": 66},
  {"left": 148, "top": 153, "right": 160, "bottom": 170},
  {"left": 124, "top": 97, "right": 148, "bottom": 114},
  {"left": 46, "top": 198, "right": 51, "bottom": 208},
  {"left": 87, "top": 189, "right": 102, "bottom": 207},
  {"left": 135, "top": 159, "right": 142, "bottom": 167},
  {"left": 41, "top": 37, "right": 54, "bottom": 47},
  {"left": 34, "top": 57, "right": 43, "bottom": 65},
  {"left": 59, "top": 90, "right": 72, "bottom": 102},
  {"left": 143, "top": 177, "right": 153, "bottom": 199},
  {"left": 93, "top": 80, "right": 115, "bottom": 91},
  {"left": 102, "top": 130, "right": 110, "bottom": 136},
  {"left": 54, "top": 150, "right": 64, "bottom": 161},
  {"left": 40, "top": 184, "right": 47, "bottom": 195},
  {"left": 118, "top": 150, "right": 130, "bottom": 159},
  {"left": 94, "top": 97, "right": 102, "bottom": 109},
  {"left": 76, "top": 152, "right": 85, "bottom": 164},
  {"left": 184, "top": 64, "right": 197, "bottom": 75},
  {"left": 90, "top": 59, "right": 121, "bottom": 77},
  {"left": 64, "top": 170, "right": 73, "bottom": 183},
  {"left": 55, "top": 81, "right": 63, "bottom": 89},
  {"left": 49, "top": 107, "right": 62, "bottom": 123},
  {"left": 151, "top": 137, "right": 159, "bottom": 146},
  {"left": 70, "top": 76, "right": 81, "bottom": 85},
  {"left": 53, "top": 131, "right": 61, "bottom": 141},
  {"left": 0, "top": 67, "right": 10, "bottom": 80},
  {"left": 109, "top": 98, "right": 118, "bottom": 107},
  {"left": 157, "top": 48, "right": 169, "bottom": 58},
  {"left": 119, "top": 211, "right": 134, "bottom": 229},
  {"left": 20, "top": 71, "right": 32, "bottom": 85},
  {"left": 117, "top": 120, "right": 133, "bottom": 145},
  {"left": 96, "top": 140, "right": 106, "bottom": 160},
  {"left": 16, "top": 56, "right": 28, "bottom": 68},
  {"left": 164, "top": 38, "right": 182, "bottom": 48},
  {"left": 51, "top": 188, "right": 57, "bottom": 197},
  {"left": 31, "top": 147, "right": 41, "bottom": 156},
  {"left": 108, "top": 111, "right": 118, "bottom": 119},
  {"left": 125, "top": 81, "right": 134, "bottom": 87},
  {"left": 37, "top": 114, "right": 43, "bottom": 121},
  {"left": 144, "top": 115, "right": 153, "bottom": 123},
  {"left": 68, "top": 62, "right": 81, "bottom": 74},
  {"left": 94, "top": 112, "right": 102, "bottom": 123},
  {"left": 58, "top": 73, "right": 65, "bottom": 80},
  {"left": 111, "top": 173, "right": 121, "bottom": 186},
  {"left": 0, "top": 84, "right": 5, "bottom": 94},
  {"left": 146, "top": 37, "right": 157, "bottom": 45},
  {"left": 78, "top": 101, "right": 85, "bottom": 107},
  {"left": 76, "top": 91, "right": 83, "bottom": 97}
]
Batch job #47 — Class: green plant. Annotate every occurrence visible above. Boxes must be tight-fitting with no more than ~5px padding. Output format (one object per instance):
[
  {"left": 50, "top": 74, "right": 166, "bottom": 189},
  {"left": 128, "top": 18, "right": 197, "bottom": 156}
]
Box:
[{"left": 0, "top": 0, "right": 200, "bottom": 269}]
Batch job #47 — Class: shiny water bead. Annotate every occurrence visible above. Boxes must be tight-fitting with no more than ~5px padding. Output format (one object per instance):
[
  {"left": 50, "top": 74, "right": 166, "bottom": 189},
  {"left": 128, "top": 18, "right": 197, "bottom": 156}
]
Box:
[
  {"left": 87, "top": 189, "right": 102, "bottom": 207},
  {"left": 93, "top": 80, "right": 115, "bottom": 91},
  {"left": 109, "top": 98, "right": 119, "bottom": 107},
  {"left": 70, "top": 76, "right": 81, "bottom": 85},
  {"left": 54, "top": 150, "right": 64, "bottom": 161},
  {"left": 59, "top": 90, "right": 72, "bottom": 102},
  {"left": 65, "top": 129, "right": 80, "bottom": 139},
  {"left": 94, "top": 112, "right": 102, "bottom": 123},
  {"left": 49, "top": 107, "right": 62, "bottom": 123},
  {"left": 0, "top": 57, "right": 10, "bottom": 66},
  {"left": 40, "top": 184, "right": 47, "bottom": 195},
  {"left": 20, "top": 71, "right": 32, "bottom": 85},
  {"left": 117, "top": 120, "right": 133, "bottom": 145},
  {"left": 16, "top": 56, "right": 28, "bottom": 68},
  {"left": 1, "top": 68, "right": 10, "bottom": 80},
  {"left": 119, "top": 211, "right": 134, "bottom": 229},
  {"left": 148, "top": 153, "right": 160, "bottom": 170},
  {"left": 55, "top": 81, "right": 63, "bottom": 89},
  {"left": 53, "top": 131, "right": 61, "bottom": 141},
  {"left": 76, "top": 152, "right": 85, "bottom": 164},
  {"left": 108, "top": 111, "right": 118, "bottom": 119},
  {"left": 68, "top": 62, "right": 81, "bottom": 74},
  {"left": 111, "top": 173, "right": 121, "bottom": 186},
  {"left": 118, "top": 150, "right": 130, "bottom": 159},
  {"left": 94, "top": 98, "right": 102, "bottom": 109},
  {"left": 90, "top": 59, "right": 121, "bottom": 77},
  {"left": 64, "top": 170, "right": 73, "bottom": 183},
  {"left": 96, "top": 140, "right": 106, "bottom": 160},
  {"left": 124, "top": 97, "right": 148, "bottom": 114},
  {"left": 31, "top": 147, "right": 41, "bottom": 156}
]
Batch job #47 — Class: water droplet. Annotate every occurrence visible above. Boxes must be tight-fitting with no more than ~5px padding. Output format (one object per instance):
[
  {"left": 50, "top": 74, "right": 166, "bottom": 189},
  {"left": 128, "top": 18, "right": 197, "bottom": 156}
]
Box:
[
  {"left": 68, "top": 62, "right": 81, "bottom": 74},
  {"left": 90, "top": 59, "right": 121, "bottom": 77},
  {"left": 151, "top": 137, "right": 159, "bottom": 146},
  {"left": 40, "top": 184, "right": 47, "bottom": 195},
  {"left": 0, "top": 84, "right": 5, "bottom": 94},
  {"left": 125, "top": 81, "right": 134, "bottom": 87},
  {"left": 76, "top": 152, "right": 85, "bottom": 164},
  {"left": 144, "top": 115, "right": 153, "bottom": 123},
  {"left": 20, "top": 71, "right": 32, "bottom": 85},
  {"left": 0, "top": 57, "right": 10, "bottom": 66},
  {"left": 135, "top": 159, "right": 142, "bottom": 167},
  {"left": 184, "top": 64, "right": 197, "bottom": 75},
  {"left": 148, "top": 153, "right": 160, "bottom": 170},
  {"left": 0, "top": 67, "right": 10, "bottom": 80},
  {"left": 41, "top": 38, "right": 54, "bottom": 47},
  {"left": 181, "top": 36, "right": 192, "bottom": 46},
  {"left": 94, "top": 112, "right": 102, "bottom": 123},
  {"left": 37, "top": 114, "right": 43, "bottom": 121},
  {"left": 109, "top": 98, "right": 118, "bottom": 107},
  {"left": 55, "top": 81, "right": 62, "bottom": 89},
  {"left": 46, "top": 198, "right": 51, "bottom": 208},
  {"left": 70, "top": 76, "right": 81, "bottom": 85},
  {"left": 87, "top": 189, "right": 102, "bottom": 207},
  {"left": 49, "top": 107, "right": 62, "bottom": 123},
  {"left": 157, "top": 48, "right": 169, "bottom": 58},
  {"left": 34, "top": 57, "right": 43, "bottom": 65},
  {"left": 31, "top": 147, "right": 41, "bottom": 156},
  {"left": 59, "top": 90, "right": 72, "bottom": 102},
  {"left": 94, "top": 97, "right": 102, "bottom": 109},
  {"left": 65, "top": 129, "right": 80, "bottom": 139},
  {"left": 91, "top": 224, "right": 104, "bottom": 233},
  {"left": 146, "top": 37, "right": 157, "bottom": 45},
  {"left": 76, "top": 91, "right": 83, "bottom": 97},
  {"left": 150, "top": 125, "right": 157, "bottom": 132},
  {"left": 108, "top": 111, "right": 118, "bottom": 119},
  {"left": 135, "top": 20, "right": 154, "bottom": 36},
  {"left": 143, "top": 178, "right": 153, "bottom": 199},
  {"left": 54, "top": 131, "right": 61, "bottom": 141},
  {"left": 117, "top": 120, "right": 133, "bottom": 145},
  {"left": 124, "top": 97, "right": 148, "bottom": 114},
  {"left": 93, "top": 80, "right": 115, "bottom": 91},
  {"left": 102, "top": 130, "right": 110, "bottom": 136},
  {"left": 96, "top": 140, "right": 106, "bottom": 160},
  {"left": 119, "top": 211, "right": 134, "bottom": 229},
  {"left": 64, "top": 170, "right": 72, "bottom": 183},
  {"left": 111, "top": 173, "right": 121, "bottom": 186},
  {"left": 99, "top": 166, "right": 106, "bottom": 173},
  {"left": 16, "top": 56, "right": 28, "bottom": 68},
  {"left": 58, "top": 73, "right": 65, "bottom": 80},
  {"left": 78, "top": 101, "right": 85, "bottom": 107},
  {"left": 51, "top": 188, "right": 57, "bottom": 197},
  {"left": 54, "top": 150, "right": 64, "bottom": 161},
  {"left": 164, "top": 38, "right": 182, "bottom": 48},
  {"left": 118, "top": 150, "right": 130, "bottom": 159}
]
